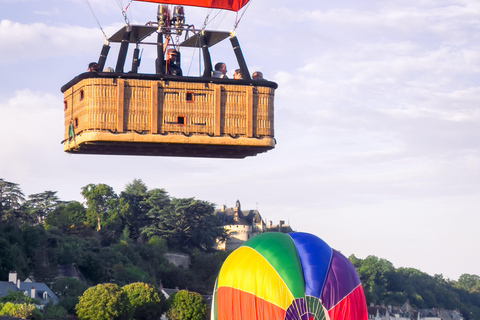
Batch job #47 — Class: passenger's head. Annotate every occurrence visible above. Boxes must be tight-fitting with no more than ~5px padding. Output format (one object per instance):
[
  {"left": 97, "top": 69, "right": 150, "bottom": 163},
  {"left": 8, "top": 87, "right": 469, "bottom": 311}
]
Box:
[
  {"left": 88, "top": 62, "right": 100, "bottom": 72},
  {"left": 233, "top": 69, "right": 243, "bottom": 80},
  {"left": 252, "top": 71, "right": 263, "bottom": 80},
  {"left": 215, "top": 62, "right": 227, "bottom": 75},
  {"left": 166, "top": 49, "right": 179, "bottom": 61}
]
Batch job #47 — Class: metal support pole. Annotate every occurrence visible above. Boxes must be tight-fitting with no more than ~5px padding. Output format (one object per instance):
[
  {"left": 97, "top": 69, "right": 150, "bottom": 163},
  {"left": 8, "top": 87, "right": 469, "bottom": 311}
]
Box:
[
  {"left": 131, "top": 47, "right": 140, "bottom": 73},
  {"left": 115, "top": 27, "right": 131, "bottom": 73},
  {"left": 201, "top": 34, "right": 213, "bottom": 77},
  {"left": 97, "top": 44, "right": 110, "bottom": 71},
  {"left": 230, "top": 36, "right": 251, "bottom": 80},
  {"left": 156, "top": 32, "right": 165, "bottom": 74}
]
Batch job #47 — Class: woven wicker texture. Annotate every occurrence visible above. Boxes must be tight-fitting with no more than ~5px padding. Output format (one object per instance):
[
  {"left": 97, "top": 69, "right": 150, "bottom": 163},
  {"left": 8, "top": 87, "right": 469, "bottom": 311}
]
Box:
[{"left": 64, "top": 78, "right": 275, "bottom": 148}]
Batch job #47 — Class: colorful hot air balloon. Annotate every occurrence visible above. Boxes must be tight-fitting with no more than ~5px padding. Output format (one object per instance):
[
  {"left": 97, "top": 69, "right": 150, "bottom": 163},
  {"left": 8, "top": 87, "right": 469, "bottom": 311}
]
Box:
[{"left": 212, "top": 232, "right": 368, "bottom": 320}]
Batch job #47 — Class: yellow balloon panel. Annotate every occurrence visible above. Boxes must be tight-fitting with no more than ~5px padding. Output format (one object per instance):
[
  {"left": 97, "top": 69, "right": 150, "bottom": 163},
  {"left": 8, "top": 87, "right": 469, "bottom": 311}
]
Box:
[{"left": 217, "top": 246, "right": 294, "bottom": 310}]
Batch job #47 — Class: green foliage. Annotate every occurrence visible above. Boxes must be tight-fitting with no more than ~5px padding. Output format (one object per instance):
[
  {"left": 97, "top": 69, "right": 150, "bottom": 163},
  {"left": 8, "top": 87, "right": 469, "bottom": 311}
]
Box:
[
  {"left": 45, "top": 201, "right": 87, "bottom": 234},
  {"left": 0, "top": 178, "right": 26, "bottom": 223},
  {"left": 351, "top": 255, "right": 480, "bottom": 319},
  {"left": 142, "top": 197, "right": 226, "bottom": 252},
  {"left": 457, "top": 274, "right": 480, "bottom": 294},
  {"left": 75, "top": 283, "right": 132, "bottom": 320},
  {"left": 0, "top": 302, "right": 35, "bottom": 319},
  {"left": 166, "top": 290, "right": 208, "bottom": 320},
  {"left": 5, "top": 178, "right": 480, "bottom": 320},
  {"left": 123, "top": 282, "right": 167, "bottom": 320},
  {"left": 81, "top": 184, "right": 126, "bottom": 232},
  {"left": 25, "top": 190, "right": 60, "bottom": 224},
  {"left": 188, "top": 250, "right": 229, "bottom": 293},
  {"left": 0, "top": 291, "right": 36, "bottom": 304},
  {"left": 43, "top": 302, "right": 68, "bottom": 320},
  {"left": 29, "top": 307, "right": 44, "bottom": 320},
  {"left": 52, "top": 277, "right": 88, "bottom": 314}
]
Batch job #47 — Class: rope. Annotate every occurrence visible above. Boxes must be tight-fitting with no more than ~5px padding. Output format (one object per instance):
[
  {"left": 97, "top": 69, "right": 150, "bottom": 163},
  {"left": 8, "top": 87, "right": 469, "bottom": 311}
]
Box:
[
  {"left": 202, "top": 9, "right": 225, "bottom": 30},
  {"left": 233, "top": 0, "right": 253, "bottom": 31},
  {"left": 83, "top": 0, "right": 108, "bottom": 42}
]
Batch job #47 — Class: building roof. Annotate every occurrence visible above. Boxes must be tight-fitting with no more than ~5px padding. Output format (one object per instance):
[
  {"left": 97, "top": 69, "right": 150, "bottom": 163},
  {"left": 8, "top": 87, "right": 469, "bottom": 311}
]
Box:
[
  {"left": 215, "top": 200, "right": 263, "bottom": 226},
  {"left": 0, "top": 281, "right": 59, "bottom": 305}
]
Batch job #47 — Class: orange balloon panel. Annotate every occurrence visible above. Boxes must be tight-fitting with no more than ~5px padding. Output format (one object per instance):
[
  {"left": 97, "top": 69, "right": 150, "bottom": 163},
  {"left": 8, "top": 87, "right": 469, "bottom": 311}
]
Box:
[{"left": 216, "top": 286, "right": 286, "bottom": 320}]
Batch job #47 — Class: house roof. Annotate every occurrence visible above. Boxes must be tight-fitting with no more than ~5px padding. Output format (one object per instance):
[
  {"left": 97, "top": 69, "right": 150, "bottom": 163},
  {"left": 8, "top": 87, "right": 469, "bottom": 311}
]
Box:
[{"left": 0, "top": 281, "right": 59, "bottom": 305}]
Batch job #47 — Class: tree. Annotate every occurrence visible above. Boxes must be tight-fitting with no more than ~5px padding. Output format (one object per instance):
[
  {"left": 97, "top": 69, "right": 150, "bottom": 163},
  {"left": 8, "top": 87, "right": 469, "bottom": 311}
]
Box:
[
  {"left": 43, "top": 302, "right": 68, "bottom": 320},
  {"left": 45, "top": 201, "right": 87, "bottom": 234},
  {"left": 123, "top": 282, "right": 167, "bottom": 320},
  {"left": 52, "top": 277, "right": 88, "bottom": 314},
  {"left": 76, "top": 283, "right": 132, "bottom": 320},
  {"left": 81, "top": 184, "right": 125, "bottom": 231},
  {"left": 142, "top": 197, "right": 226, "bottom": 252},
  {"left": 457, "top": 274, "right": 480, "bottom": 294},
  {"left": 166, "top": 290, "right": 208, "bottom": 320},
  {"left": 0, "top": 291, "right": 36, "bottom": 304},
  {"left": 0, "top": 179, "right": 26, "bottom": 223},
  {"left": 120, "top": 180, "right": 158, "bottom": 242},
  {"left": 26, "top": 190, "right": 60, "bottom": 224},
  {"left": 0, "top": 302, "right": 35, "bottom": 319},
  {"left": 356, "top": 255, "right": 395, "bottom": 304}
]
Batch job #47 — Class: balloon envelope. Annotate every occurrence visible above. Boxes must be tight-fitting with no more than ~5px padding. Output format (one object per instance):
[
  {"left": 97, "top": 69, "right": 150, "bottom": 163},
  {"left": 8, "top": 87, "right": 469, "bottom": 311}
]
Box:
[
  {"left": 133, "top": 0, "right": 250, "bottom": 12},
  {"left": 212, "top": 232, "right": 368, "bottom": 320}
]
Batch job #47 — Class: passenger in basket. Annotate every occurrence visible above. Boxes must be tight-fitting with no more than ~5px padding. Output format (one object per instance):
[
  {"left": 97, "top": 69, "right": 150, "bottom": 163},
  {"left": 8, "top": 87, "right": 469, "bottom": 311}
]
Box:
[
  {"left": 88, "top": 62, "right": 100, "bottom": 72},
  {"left": 165, "top": 49, "right": 183, "bottom": 76},
  {"left": 212, "top": 62, "right": 228, "bottom": 78},
  {"left": 233, "top": 69, "right": 243, "bottom": 80},
  {"left": 252, "top": 71, "right": 265, "bottom": 80}
]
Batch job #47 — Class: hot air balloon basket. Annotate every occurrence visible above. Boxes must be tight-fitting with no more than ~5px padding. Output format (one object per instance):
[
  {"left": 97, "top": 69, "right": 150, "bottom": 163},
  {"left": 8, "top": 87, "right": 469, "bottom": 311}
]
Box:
[{"left": 62, "top": 76, "right": 275, "bottom": 157}]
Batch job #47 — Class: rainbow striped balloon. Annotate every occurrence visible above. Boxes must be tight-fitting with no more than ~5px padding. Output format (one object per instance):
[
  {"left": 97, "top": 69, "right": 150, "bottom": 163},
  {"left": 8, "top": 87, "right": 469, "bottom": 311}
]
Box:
[{"left": 212, "top": 232, "right": 368, "bottom": 320}]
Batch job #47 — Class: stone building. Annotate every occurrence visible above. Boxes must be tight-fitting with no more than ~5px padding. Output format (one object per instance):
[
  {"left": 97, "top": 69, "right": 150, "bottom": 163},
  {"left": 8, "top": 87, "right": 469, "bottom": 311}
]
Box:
[{"left": 215, "top": 200, "right": 293, "bottom": 251}]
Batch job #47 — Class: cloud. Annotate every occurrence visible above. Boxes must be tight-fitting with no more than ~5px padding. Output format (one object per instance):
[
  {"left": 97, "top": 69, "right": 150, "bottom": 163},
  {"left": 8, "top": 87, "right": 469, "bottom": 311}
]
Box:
[
  {"left": 0, "top": 19, "right": 126, "bottom": 63},
  {"left": 0, "top": 89, "right": 61, "bottom": 176}
]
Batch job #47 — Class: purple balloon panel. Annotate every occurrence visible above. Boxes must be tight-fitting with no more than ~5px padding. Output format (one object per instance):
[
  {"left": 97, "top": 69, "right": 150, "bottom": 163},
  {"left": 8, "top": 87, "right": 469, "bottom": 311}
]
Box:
[{"left": 320, "top": 250, "right": 361, "bottom": 311}]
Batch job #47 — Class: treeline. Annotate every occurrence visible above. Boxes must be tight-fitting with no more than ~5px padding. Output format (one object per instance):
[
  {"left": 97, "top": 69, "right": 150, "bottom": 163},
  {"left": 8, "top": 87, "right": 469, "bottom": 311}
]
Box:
[
  {"left": 1, "top": 178, "right": 480, "bottom": 319},
  {"left": 0, "top": 178, "right": 228, "bottom": 315},
  {"left": 350, "top": 255, "right": 480, "bottom": 319}
]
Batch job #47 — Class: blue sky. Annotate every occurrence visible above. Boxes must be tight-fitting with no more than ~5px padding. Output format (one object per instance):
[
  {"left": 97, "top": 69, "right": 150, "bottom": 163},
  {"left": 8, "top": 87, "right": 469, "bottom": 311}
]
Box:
[{"left": 1, "top": 0, "right": 479, "bottom": 280}]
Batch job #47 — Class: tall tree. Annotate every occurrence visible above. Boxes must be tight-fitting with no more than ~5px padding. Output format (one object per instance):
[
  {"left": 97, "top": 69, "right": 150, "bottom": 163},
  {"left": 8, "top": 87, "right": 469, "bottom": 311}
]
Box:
[
  {"left": 81, "top": 184, "right": 122, "bottom": 231},
  {"left": 120, "top": 179, "right": 154, "bottom": 241},
  {"left": 0, "top": 179, "right": 26, "bottom": 222},
  {"left": 45, "top": 201, "right": 87, "bottom": 234},
  {"left": 142, "top": 197, "right": 226, "bottom": 252},
  {"left": 25, "top": 190, "right": 60, "bottom": 224}
]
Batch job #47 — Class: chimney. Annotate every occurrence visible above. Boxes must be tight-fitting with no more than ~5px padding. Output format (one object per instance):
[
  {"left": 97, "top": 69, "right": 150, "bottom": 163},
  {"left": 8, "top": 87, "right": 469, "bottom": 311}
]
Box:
[
  {"left": 279, "top": 220, "right": 284, "bottom": 232},
  {"left": 221, "top": 204, "right": 226, "bottom": 212},
  {"left": 17, "top": 280, "right": 21, "bottom": 289},
  {"left": 31, "top": 287, "right": 36, "bottom": 299},
  {"left": 8, "top": 272, "right": 17, "bottom": 284}
]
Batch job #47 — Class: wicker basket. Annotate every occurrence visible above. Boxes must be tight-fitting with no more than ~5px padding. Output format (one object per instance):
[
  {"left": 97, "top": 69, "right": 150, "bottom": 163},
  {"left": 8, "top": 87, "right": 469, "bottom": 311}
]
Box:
[{"left": 63, "top": 77, "right": 275, "bottom": 158}]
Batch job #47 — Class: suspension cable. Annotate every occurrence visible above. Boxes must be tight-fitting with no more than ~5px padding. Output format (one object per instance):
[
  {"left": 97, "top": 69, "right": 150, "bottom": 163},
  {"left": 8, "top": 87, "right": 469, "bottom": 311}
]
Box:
[
  {"left": 84, "top": 0, "right": 108, "bottom": 42},
  {"left": 233, "top": 0, "right": 253, "bottom": 31}
]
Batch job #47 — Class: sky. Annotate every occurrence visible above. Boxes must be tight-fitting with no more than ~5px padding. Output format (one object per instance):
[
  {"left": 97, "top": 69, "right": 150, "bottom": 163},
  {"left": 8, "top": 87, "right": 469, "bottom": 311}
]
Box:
[{"left": 1, "top": 0, "right": 479, "bottom": 281}]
